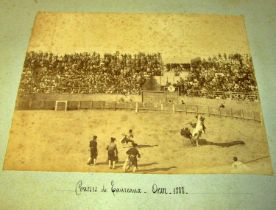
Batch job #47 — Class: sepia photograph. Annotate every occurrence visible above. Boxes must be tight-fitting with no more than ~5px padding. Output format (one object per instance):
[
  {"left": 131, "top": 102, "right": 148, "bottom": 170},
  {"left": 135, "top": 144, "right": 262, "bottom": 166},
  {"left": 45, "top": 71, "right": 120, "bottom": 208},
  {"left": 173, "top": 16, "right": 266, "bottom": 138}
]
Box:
[{"left": 3, "top": 12, "right": 272, "bottom": 174}]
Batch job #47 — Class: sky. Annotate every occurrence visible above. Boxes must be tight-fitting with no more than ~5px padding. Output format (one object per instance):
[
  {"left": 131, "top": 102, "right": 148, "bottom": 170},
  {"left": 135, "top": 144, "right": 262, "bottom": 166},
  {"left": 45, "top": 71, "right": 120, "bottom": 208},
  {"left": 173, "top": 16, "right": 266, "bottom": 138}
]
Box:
[{"left": 28, "top": 12, "right": 251, "bottom": 63}]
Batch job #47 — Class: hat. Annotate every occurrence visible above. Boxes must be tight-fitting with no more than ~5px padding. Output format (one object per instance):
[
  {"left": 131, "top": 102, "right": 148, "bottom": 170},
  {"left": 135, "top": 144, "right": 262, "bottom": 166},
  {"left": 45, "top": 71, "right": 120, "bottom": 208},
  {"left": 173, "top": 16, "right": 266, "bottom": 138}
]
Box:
[{"left": 111, "top": 137, "right": 116, "bottom": 142}]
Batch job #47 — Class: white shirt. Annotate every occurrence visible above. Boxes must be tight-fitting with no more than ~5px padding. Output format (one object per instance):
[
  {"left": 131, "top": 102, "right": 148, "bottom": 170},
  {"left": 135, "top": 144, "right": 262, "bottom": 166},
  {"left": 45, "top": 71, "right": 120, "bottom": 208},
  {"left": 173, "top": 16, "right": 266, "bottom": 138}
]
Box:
[{"left": 231, "top": 161, "right": 250, "bottom": 172}]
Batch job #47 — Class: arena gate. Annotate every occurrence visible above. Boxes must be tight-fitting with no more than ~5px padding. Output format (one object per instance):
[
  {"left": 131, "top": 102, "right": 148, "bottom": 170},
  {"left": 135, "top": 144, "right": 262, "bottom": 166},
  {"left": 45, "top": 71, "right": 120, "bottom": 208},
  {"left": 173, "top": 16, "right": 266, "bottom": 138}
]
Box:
[{"left": 142, "top": 90, "right": 179, "bottom": 104}]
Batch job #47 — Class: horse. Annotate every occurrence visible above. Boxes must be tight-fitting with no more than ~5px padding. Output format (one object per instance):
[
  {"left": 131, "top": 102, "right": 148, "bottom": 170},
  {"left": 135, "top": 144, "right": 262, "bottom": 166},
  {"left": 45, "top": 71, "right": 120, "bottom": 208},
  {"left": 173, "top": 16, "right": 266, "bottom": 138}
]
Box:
[
  {"left": 180, "top": 126, "right": 245, "bottom": 147},
  {"left": 191, "top": 115, "right": 206, "bottom": 147}
]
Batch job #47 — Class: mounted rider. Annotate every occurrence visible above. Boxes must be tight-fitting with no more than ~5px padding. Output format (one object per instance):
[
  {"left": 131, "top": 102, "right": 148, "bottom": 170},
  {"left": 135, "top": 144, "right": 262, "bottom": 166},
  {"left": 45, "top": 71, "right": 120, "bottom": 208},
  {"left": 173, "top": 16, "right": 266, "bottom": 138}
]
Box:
[
  {"left": 121, "top": 129, "right": 135, "bottom": 144},
  {"left": 191, "top": 115, "right": 206, "bottom": 146}
]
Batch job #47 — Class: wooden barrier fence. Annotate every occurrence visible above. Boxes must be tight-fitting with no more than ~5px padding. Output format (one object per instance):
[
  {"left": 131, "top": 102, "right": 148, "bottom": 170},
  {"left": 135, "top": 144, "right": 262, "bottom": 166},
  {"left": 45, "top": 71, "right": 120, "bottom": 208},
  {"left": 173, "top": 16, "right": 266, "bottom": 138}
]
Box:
[{"left": 16, "top": 99, "right": 262, "bottom": 122}]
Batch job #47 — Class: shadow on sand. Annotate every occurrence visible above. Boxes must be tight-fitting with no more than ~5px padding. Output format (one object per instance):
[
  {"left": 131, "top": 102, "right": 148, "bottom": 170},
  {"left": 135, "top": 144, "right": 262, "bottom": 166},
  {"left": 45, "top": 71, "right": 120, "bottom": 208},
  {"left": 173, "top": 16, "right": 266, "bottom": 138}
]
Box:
[
  {"left": 95, "top": 161, "right": 158, "bottom": 167},
  {"left": 192, "top": 138, "right": 245, "bottom": 147},
  {"left": 88, "top": 161, "right": 176, "bottom": 173},
  {"left": 139, "top": 162, "right": 158, "bottom": 167},
  {"left": 137, "top": 144, "right": 159, "bottom": 148},
  {"left": 140, "top": 166, "right": 177, "bottom": 173},
  {"left": 122, "top": 144, "right": 159, "bottom": 149},
  {"left": 180, "top": 128, "right": 245, "bottom": 147},
  {"left": 93, "top": 160, "right": 125, "bottom": 166}
]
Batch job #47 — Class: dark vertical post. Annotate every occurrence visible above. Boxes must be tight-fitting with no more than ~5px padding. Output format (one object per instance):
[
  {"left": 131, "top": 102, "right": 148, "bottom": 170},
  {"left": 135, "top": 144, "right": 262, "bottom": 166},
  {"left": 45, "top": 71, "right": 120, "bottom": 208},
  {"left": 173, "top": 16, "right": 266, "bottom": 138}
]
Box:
[
  {"left": 41, "top": 100, "right": 45, "bottom": 110},
  {"left": 78, "top": 101, "right": 81, "bottom": 110},
  {"left": 185, "top": 103, "right": 187, "bottom": 115},
  {"left": 29, "top": 99, "right": 33, "bottom": 109},
  {"left": 253, "top": 111, "right": 255, "bottom": 121}
]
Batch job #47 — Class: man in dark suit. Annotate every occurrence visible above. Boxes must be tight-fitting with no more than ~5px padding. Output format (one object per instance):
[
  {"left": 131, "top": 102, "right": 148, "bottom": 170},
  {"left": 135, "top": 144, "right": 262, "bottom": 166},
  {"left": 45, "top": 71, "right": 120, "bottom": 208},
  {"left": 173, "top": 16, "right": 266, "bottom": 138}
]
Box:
[
  {"left": 88, "top": 135, "right": 98, "bottom": 165},
  {"left": 123, "top": 142, "right": 141, "bottom": 172}
]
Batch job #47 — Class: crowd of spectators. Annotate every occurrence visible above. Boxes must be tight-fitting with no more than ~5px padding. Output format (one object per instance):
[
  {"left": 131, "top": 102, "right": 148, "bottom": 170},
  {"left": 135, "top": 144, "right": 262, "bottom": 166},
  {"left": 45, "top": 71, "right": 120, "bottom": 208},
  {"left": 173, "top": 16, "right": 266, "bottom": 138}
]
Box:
[
  {"left": 175, "top": 53, "right": 258, "bottom": 100},
  {"left": 18, "top": 51, "right": 258, "bottom": 101},
  {"left": 19, "top": 51, "right": 162, "bottom": 96},
  {"left": 165, "top": 63, "right": 191, "bottom": 76}
]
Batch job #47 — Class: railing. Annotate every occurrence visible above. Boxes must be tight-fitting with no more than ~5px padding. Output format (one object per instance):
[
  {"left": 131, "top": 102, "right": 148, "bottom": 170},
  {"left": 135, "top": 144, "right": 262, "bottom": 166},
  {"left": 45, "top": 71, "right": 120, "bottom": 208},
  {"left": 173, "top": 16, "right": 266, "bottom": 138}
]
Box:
[
  {"left": 15, "top": 99, "right": 262, "bottom": 122},
  {"left": 179, "top": 90, "right": 259, "bottom": 101}
]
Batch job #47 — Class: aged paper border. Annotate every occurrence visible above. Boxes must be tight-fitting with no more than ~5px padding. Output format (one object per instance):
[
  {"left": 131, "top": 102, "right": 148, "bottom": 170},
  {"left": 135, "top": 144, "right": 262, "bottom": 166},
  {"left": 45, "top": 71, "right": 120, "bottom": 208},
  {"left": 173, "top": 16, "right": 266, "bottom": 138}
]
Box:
[{"left": 0, "top": 0, "right": 275, "bottom": 209}]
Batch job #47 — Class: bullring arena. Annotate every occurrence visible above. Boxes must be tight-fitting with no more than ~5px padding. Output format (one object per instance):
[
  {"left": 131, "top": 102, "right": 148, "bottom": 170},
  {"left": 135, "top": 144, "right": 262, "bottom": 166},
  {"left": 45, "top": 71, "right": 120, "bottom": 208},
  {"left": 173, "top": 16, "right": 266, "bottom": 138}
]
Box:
[
  {"left": 3, "top": 14, "right": 273, "bottom": 175},
  {"left": 3, "top": 93, "right": 272, "bottom": 174}
]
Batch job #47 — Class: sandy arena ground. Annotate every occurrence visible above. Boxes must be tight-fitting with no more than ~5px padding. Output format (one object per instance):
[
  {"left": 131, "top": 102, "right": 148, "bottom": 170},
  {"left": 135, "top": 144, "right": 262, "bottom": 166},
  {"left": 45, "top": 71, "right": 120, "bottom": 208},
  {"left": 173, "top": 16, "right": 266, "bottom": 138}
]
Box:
[{"left": 3, "top": 110, "right": 272, "bottom": 174}]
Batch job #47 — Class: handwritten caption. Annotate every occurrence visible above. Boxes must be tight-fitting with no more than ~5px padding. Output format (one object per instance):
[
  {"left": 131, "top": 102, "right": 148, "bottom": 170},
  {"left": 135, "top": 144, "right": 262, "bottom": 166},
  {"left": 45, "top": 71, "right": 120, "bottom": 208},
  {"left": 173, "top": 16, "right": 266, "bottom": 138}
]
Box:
[{"left": 75, "top": 180, "right": 188, "bottom": 196}]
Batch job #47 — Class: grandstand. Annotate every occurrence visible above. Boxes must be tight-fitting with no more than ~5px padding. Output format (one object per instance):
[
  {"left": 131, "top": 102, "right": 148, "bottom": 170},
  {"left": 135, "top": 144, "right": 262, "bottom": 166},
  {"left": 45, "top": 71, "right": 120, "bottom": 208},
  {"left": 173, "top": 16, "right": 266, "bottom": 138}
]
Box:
[{"left": 17, "top": 51, "right": 259, "bottom": 108}]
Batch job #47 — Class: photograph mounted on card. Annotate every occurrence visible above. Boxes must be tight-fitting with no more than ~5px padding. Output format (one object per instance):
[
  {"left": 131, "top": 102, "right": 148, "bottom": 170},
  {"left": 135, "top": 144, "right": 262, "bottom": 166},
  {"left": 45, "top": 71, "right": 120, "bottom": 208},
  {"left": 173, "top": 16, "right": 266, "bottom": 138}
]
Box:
[{"left": 3, "top": 12, "right": 272, "bottom": 174}]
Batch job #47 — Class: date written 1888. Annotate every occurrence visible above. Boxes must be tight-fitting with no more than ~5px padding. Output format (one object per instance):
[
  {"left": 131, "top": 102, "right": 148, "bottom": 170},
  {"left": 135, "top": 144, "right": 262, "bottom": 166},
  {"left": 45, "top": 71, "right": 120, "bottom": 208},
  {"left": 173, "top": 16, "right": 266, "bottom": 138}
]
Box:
[{"left": 152, "top": 184, "right": 188, "bottom": 194}]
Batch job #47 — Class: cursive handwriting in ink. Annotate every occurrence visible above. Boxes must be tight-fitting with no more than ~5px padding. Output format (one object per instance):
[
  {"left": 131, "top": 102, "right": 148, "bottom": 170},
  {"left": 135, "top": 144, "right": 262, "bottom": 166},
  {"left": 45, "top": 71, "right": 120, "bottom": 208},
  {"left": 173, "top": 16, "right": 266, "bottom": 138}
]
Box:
[
  {"left": 75, "top": 180, "right": 98, "bottom": 196},
  {"left": 110, "top": 180, "right": 142, "bottom": 196},
  {"left": 152, "top": 184, "right": 188, "bottom": 195},
  {"left": 73, "top": 180, "right": 187, "bottom": 196},
  {"left": 101, "top": 185, "right": 107, "bottom": 192},
  {"left": 152, "top": 183, "right": 168, "bottom": 194}
]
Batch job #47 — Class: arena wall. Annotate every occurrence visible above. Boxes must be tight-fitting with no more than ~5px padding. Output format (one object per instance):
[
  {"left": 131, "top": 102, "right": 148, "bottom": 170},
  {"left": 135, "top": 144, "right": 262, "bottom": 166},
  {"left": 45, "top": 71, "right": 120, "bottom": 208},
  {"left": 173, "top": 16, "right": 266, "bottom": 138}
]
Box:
[
  {"left": 17, "top": 93, "right": 261, "bottom": 113},
  {"left": 15, "top": 99, "right": 262, "bottom": 122},
  {"left": 26, "top": 93, "right": 141, "bottom": 102},
  {"left": 178, "top": 95, "right": 261, "bottom": 112},
  {"left": 141, "top": 90, "right": 179, "bottom": 104}
]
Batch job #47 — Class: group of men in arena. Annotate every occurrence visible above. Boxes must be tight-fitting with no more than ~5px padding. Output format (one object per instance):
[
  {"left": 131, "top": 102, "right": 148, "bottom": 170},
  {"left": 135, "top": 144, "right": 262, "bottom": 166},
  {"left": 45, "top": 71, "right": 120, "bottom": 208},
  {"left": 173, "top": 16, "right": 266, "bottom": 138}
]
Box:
[{"left": 87, "top": 129, "right": 141, "bottom": 173}]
